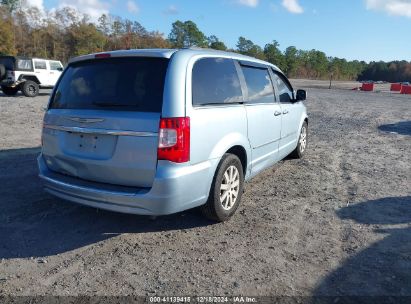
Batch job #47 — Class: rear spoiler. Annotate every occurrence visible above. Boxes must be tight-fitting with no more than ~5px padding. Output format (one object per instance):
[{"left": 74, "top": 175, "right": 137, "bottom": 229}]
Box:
[{"left": 68, "top": 49, "right": 177, "bottom": 64}]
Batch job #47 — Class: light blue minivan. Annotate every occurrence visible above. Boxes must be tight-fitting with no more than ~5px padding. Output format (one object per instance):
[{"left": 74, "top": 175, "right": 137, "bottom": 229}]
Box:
[{"left": 38, "top": 48, "right": 308, "bottom": 221}]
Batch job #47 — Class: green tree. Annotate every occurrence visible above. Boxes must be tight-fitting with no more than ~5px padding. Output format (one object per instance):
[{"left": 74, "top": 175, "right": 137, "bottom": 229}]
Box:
[
  {"left": 284, "top": 46, "right": 298, "bottom": 77},
  {"left": 236, "top": 36, "right": 265, "bottom": 59},
  {"left": 132, "top": 21, "right": 147, "bottom": 37},
  {"left": 1, "top": 0, "right": 19, "bottom": 13},
  {"left": 140, "top": 31, "right": 170, "bottom": 49},
  {"left": 68, "top": 22, "right": 106, "bottom": 56},
  {"left": 208, "top": 35, "right": 227, "bottom": 50},
  {"left": 168, "top": 20, "right": 208, "bottom": 48},
  {"left": 0, "top": 9, "right": 16, "bottom": 55},
  {"left": 263, "top": 40, "right": 285, "bottom": 71},
  {"left": 54, "top": 6, "right": 81, "bottom": 29},
  {"left": 110, "top": 17, "right": 125, "bottom": 49},
  {"left": 168, "top": 20, "right": 184, "bottom": 47},
  {"left": 97, "top": 14, "right": 111, "bottom": 36},
  {"left": 4, "top": 2, "right": 403, "bottom": 82},
  {"left": 307, "top": 49, "right": 328, "bottom": 78}
]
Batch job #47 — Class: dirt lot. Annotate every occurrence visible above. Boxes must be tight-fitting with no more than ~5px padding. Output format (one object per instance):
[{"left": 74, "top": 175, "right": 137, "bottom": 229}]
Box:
[{"left": 0, "top": 82, "right": 410, "bottom": 298}]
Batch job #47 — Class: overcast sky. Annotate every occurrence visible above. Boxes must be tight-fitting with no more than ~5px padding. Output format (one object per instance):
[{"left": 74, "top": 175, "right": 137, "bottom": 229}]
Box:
[{"left": 29, "top": 0, "right": 411, "bottom": 62}]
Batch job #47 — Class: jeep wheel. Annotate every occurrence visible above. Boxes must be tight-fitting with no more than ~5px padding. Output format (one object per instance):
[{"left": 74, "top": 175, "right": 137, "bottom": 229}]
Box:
[
  {"left": 22, "top": 80, "right": 39, "bottom": 97},
  {"left": 1, "top": 86, "right": 19, "bottom": 96},
  {"left": 201, "top": 153, "right": 244, "bottom": 222}
]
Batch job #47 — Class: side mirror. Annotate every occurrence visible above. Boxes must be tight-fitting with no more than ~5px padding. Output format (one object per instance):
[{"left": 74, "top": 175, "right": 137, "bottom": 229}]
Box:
[
  {"left": 57, "top": 67, "right": 63, "bottom": 71},
  {"left": 295, "top": 89, "right": 307, "bottom": 101}
]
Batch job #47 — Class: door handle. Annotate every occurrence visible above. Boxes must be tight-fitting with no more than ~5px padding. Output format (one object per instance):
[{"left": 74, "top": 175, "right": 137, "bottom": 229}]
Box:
[
  {"left": 283, "top": 110, "right": 289, "bottom": 114},
  {"left": 274, "top": 111, "right": 282, "bottom": 116}
]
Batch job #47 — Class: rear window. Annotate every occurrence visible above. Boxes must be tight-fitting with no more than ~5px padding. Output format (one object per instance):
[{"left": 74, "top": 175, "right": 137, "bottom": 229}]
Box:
[
  {"left": 16, "top": 59, "right": 33, "bottom": 71},
  {"left": 50, "top": 57, "right": 169, "bottom": 112},
  {"left": 192, "top": 58, "right": 243, "bottom": 106}
]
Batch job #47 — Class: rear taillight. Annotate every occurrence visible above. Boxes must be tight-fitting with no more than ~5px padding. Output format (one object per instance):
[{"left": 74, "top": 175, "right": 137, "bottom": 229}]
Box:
[{"left": 158, "top": 117, "right": 190, "bottom": 163}]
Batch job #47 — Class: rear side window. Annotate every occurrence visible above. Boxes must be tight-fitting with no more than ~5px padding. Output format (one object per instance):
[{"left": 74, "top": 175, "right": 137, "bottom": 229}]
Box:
[
  {"left": 50, "top": 57, "right": 169, "bottom": 112},
  {"left": 192, "top": 58, "right": 243, "bottom": 106},
  {"left": 272, "top": 72, "right": 293, "bottom": 103},
  {"left": 16, "top": 59, "right": 33, "bottom": 71},
  {"left": 241, "top": 65, "right": 275, "bottom": 104},
  {"left": 34, "top": 60, "right": 47, "bottom": 69}
]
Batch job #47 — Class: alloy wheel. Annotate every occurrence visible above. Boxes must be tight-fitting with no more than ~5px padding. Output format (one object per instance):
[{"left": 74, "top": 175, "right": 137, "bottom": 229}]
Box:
[
  {"left": 220, "top": 165, "right": 240, "bottom": 210},
  {"left": 299, "top": 126, "right": 307, "bottom": 153}
]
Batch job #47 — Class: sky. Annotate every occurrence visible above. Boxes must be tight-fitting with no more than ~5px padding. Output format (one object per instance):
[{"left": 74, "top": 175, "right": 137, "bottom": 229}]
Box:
[{"left": 29, "top": 0, "right": 411, "bottom": 62}]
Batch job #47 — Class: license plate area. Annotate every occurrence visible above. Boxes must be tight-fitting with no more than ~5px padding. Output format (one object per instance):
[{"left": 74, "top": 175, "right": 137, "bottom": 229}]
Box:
[
  {"left": 62, "top": 131, "right": 117, "bottom": 160},
  {"left": 72, "top": 133, "right": 100, "bottom": 152}
]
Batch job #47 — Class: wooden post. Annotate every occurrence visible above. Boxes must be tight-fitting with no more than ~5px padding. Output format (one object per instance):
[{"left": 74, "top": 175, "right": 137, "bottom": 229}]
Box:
[{"left": 329, "top": 72, "right": 333, "bottom": 89}]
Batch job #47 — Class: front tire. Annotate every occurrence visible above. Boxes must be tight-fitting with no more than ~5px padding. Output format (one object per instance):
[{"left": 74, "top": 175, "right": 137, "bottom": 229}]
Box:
[
  {"left": 1, "top": 86, "right": 19, "bottom": 96},
  {"left": 201, "top": 154, "right": 244, "bottom": 222},
  {"left": 290, "top": 121, "right": 308, "bottom": 159},
  {"left": 21, "top": 80, "right": 39, "bottom": 97}
]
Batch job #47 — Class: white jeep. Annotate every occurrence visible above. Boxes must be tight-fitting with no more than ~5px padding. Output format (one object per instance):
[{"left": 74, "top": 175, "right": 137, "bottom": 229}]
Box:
[{"left": 0, "top": 56, "right": 64, "bottom": 97}]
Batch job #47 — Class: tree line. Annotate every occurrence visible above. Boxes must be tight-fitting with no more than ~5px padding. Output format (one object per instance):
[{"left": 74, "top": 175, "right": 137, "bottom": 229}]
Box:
[{"left": 1, "top": 1, "right": 410, "bottom": 82}]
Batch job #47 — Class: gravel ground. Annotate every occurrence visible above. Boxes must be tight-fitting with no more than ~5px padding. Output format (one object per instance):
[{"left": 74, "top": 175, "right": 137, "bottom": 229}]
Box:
[{"left": 0, "top": 83, "right": 410, "bottom": 297}]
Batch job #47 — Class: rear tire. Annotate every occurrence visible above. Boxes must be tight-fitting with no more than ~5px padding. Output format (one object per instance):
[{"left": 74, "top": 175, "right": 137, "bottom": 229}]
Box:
[
  {"left": 201, "top": 153, "right": 244, "bottom": 222},
  {"left": 1, "top": 86, "right": 19, "bottom": 96},
  {"left": 290, "top": 121, "right": 308, "bottom": 159},
  {"left": 22, "top": 80, "right": 39, "bottom": 97}
]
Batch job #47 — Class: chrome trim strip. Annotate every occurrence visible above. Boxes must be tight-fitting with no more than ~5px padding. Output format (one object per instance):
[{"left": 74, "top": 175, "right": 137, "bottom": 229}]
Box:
[
  {"left": 43, "top": 124, "right": 157, "bottom": 137},
  {"left": 67, "top": 117, "right": 105, "bottom": 123}
]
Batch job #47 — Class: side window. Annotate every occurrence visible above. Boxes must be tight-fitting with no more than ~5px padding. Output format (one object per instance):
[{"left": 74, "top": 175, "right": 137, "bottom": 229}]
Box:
[
  {"left": 16, "top": 59, "right": 33, "bottom": 71},
  {"left": 192, "top": 58, "right": 243, "bottom": 106},
  {"left": 272, "top": 72, "right": 293, "bottom": 103},
  {"left": 240, "top": 65, "right": 275, "bottom": 104},
  {"left": 49, "top": 61, "right": 62, "bottom": 71},
  {"left": 34, "top": 60, "right": 47, "bottom": 70}
]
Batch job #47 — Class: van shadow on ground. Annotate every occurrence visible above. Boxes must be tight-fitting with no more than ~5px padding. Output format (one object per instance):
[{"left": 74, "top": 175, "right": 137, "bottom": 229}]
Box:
[
  {"left": 378, "top": 121, "right": 411, "bottom": 136},
  {"left": 0, "top": 148, "right": 212, "bottom": 259},
  {"left": 314, "top": 196, "right": 411, "bottom": 297}
]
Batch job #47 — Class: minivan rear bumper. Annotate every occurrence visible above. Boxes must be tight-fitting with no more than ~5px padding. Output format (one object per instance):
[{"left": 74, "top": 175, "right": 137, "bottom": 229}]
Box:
[{"left": 38, "top": 154, "right": 216, "bottom": 215}]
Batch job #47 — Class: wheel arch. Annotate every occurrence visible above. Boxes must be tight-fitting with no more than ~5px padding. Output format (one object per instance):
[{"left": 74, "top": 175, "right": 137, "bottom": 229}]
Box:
[
  {"left": 226, "top": 145, "right": 248, "bottom": 176},
  {"left": 18, "top": 75, "right": 40, "bottom": 84},
  {"left": 207, "top": 132, "right": 252, "bottom": 178},
  {"left": 299, "top": 114, "right": 308, "bottom": 132}
]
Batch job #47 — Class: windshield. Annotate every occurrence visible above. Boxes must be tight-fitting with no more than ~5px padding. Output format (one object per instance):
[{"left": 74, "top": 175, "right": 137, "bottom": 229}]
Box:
[{"left": 49, "top": 57, "right": 169, "bottom": 112}]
